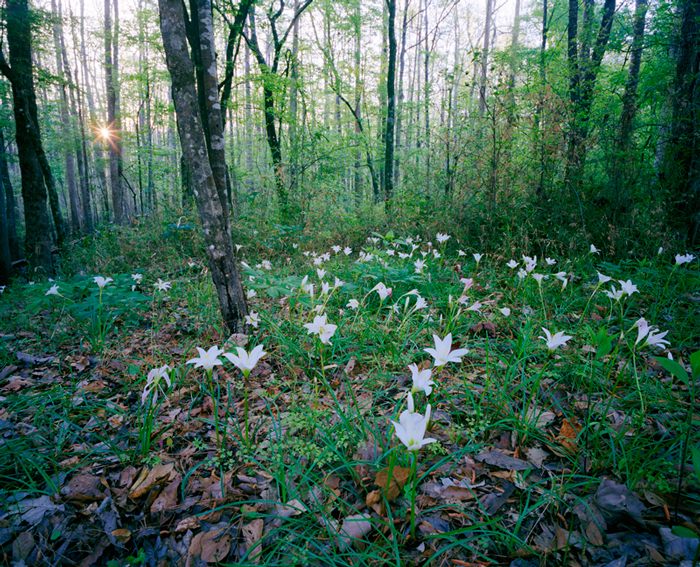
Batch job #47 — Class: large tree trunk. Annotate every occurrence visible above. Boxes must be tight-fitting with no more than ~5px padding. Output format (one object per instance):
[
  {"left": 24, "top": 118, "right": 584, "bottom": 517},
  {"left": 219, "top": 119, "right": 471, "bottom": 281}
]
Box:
[
  {"left": 158, "top": 0, "right": 248, "bottom": 332},
  {"left": 658, "top": 0, "right": 700, "bottom": 243},
  {"left": 384, "top": 0, "right": 397, "bottom": 211},
  {"left": 0, "top": 0, "right": 54, "bottom": 274},
  {"left": 192, "top": 0, "right": 229, "bottom": 212}
]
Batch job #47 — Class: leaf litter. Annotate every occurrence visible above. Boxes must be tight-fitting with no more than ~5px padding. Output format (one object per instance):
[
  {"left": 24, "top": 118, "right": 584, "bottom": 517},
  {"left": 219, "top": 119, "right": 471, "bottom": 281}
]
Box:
[{"left": 1, "top": 257, "right": 699, "bottom": 567}]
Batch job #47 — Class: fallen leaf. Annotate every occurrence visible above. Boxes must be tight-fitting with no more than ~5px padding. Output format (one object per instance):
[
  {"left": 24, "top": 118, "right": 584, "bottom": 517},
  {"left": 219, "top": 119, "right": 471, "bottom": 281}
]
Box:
[
  {"left": 585, "top": 521, "right": 604, "bottom": 546},
  {"left": 14, "top": 495, "right": 66, "bottom": 526},
  {"left": 374, "top": 466, "right": 412, "bottom": 501},
  {"left": 201, "top": 529, "right": 231, "bottom": 563},
  {"left": 111, "top": 528, "right": 131, "bottom": 543},
  {"left": 12, "top": 532, "right": 35, "bottom": 563},
  {"left": 175, "top": 517, "right": 201, "bottom": 533},
  {"left": 440, "top": 485, "right": 475, "bottom": 502},
  {"left": 129, "top": 462, "right": 174, "bottom": 499},
  {"left": 242, "top": 519, "right": 264, "bottom": 564},
  {"left": 337, "top": 513, "right": 373, "bottom": 549},
  {"left": 475, "top": 450, "right": 531, "bottom": 471},
  {"left": 150, "top": 474, "right": 181, "bottom": 514},
  {"left": 594, "top": 479, "right": 646, "bottom": 522}
]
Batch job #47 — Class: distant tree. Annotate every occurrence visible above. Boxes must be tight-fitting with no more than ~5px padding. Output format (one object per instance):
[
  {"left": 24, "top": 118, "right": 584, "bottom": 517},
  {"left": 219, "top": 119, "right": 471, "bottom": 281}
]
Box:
[
  {"left": 105, "top": 0, "right": 125, "bottom": 224},
  {"left": 242, "top": 0, "right": 313, "bottom": 220}
]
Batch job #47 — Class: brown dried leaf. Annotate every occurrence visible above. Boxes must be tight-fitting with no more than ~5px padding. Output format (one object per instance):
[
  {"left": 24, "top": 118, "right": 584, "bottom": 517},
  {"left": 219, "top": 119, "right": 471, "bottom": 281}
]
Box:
[
  {"left": 242, "top": 519, "right": 264, "bottom": 564},
  {"left": 61, "top": 475, "right": 106, "bottom": 502},
  {"left": 111, "top": 528, "right": 131, "bottom": 543},
  {"left": 441, "top": 485, "right": 475, "bottom": 502},
  {"left": 128, "top": 462, "right": 174, "bottom": 499},
  {"left": 585, "top": 521, "right": 604, "bottom": 546},
  {"left": 374, "top": 466, "right": 412, "bottom": 502},
  {"left": 201, "top": 529, "right": 231, "bottom": 563},
  {"left": 175, "top": 517, "right": 201, "bottom": 533},
  {"left": 150, "top": 474, "right": 181, "bottom": 514}
]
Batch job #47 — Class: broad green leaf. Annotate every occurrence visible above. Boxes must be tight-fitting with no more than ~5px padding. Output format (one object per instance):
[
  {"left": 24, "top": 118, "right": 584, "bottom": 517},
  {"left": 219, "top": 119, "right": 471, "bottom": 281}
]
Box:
[
  {"left": 692, "top": 447, "right": 700, "bottom": 483},
  {"left": 654, "top": 357, "right": 689, "bottom": 386},
  {"left": 690, "top": 350, "right": 700, "bottom": 380},
  {"left": 671, "top": 525, "right": 698, "bottom": 539}
]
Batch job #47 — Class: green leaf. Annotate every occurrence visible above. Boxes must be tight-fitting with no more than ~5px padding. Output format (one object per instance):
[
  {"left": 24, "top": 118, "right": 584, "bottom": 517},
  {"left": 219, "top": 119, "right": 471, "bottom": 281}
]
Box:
[
  {"left": 671, "top": 525, "right": 699, "bottom": 539},
  {"left": 689, "top": 350, "right": 700, "bottom": 380},
  {"left": 50, "top": 529, "right": 61, "bottom": 541},
  {"left": 654, "top": 357, "right": 689, "bottom": 386},
  {"left": 692, "top": 447, "right": 700, "bottom": 483}
]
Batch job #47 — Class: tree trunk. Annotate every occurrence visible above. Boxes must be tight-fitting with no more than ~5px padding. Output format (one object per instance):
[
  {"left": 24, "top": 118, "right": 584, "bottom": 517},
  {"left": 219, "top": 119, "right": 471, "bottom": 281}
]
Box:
[
  {"left": 354, "top": 0, "right": 363, "bottom": 208},
  {"left": 0, "top": 0, "right": 54, "bottom": 274},
  {"left": 612, "top": 0, "right": 647, "bottom": 208},
  {"left": 53, "top": 0, "right": 81, "bottom": 234},
  {"left": 384, "top": 0, "right": 397, "bottom": 211},
  {"left": 659, "top": 0, "right": 700, "bottom": 243},
  {"left": 158, "top": 0, "right": 248, "bottom": 332},
  {"left": 82, "top": 0, "right": 108, "bottom": 220},
  {"left": 193, "top": 0, "right": 229, "bottom": 212},
  {"left": 479, "top": 0, "right": 494, "bottom": 114},
  {"left": 566, "top": 0, "right": 616, "bottom": 193},
  {"left": 0, "top": 131, "right": 10, "bottom": 284},
  {"left": 0, "top": 128, "right": 20, "bottom": 260},
  {"left": 105, "top": 0, "right": 124, "bottom": 224}
]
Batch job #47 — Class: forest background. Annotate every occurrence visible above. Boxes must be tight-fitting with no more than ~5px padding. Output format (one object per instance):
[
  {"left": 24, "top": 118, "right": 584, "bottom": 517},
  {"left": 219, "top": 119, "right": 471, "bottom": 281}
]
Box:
[{"left": 0, "top": 0, "right": 698, "bottom": 286}]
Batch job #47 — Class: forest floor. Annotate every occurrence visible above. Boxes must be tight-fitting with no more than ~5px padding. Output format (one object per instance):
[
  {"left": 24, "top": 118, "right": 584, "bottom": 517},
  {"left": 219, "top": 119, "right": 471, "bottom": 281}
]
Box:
[{"left": 1, "top": 221, "right": 699, "bottom": 567}]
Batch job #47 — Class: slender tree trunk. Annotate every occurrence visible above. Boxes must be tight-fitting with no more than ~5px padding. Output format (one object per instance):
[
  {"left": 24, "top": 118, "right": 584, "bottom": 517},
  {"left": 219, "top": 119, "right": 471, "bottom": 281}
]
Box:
[
  {"left": 612, "top": 0, "right": 647, "bottom": 207},
  {"left": 0, "top": 130, "right": 10, "bottom": 283},
  {"left": 105, "top": 0, "right": 124, "bottom": 224},
  {"left": 0, "top": 128, "right": 20, "bottom": 260},
  {"left": 244, "top": 40, "right": 254, "bottom": 193},
  {"left": 158, "top": 0, "right": 248, "bottom": 331},
  {"left": 53, "top": 0, "right": 81, "bottom": 234},
  {"left": 289, "top": 0, "right": 300, "bottom": 200},
  {"left": 354, "top": 0, "right": 363, "bottom": 208},
  {"left": 479, "top": 0, "right": 494, "bottom": 114},
  {"left": 423, "top": 0, "right": 430, "bottom": 192},
  {"left": 82, "top": 0, "right": 107, "bottom": 220},
  {"left": 507, "top": 0, "right": 521, "bottom": 120},
  {"left": 384, "top": 0, "right": 397, "bottom": 210}
]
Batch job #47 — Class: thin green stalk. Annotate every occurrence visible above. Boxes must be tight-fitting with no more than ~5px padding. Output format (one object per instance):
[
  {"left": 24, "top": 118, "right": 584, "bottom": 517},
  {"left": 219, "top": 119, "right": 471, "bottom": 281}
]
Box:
[{"left": 410, "top": 453, "right": 418, "bottom": 538}]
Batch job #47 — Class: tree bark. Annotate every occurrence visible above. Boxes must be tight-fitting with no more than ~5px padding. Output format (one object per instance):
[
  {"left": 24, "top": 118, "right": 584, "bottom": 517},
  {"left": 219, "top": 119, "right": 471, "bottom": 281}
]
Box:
[
  {"left": 53, "top": 0, "right": 81, "bottom": 234},
  {"left": 0, "top": 130, "right": 10, "bottom": 284},
  {"left": 479, "top": 0, "right": 494, "bottom": 114},
  {"left": 658, "top": 0, "right": 700, "bottom": 243},
  {"left": 105, "top": 0, "right": 125, "bottom": 224},
  {"left": 384, "top": 0, "right": 397, "bottom": 211},
  {"left": 0, "top": 0, "right": 54, "bottom": 274},
  {"left": 158, "top": 0, "right": 248, "bottom": 332},
  {"left": 242, "top": 0, "right": 313, "bottom": 221},
  {"left": 566, "top": 0, "right": 616, "bottom": 192},
  {"left": 0, "top": 128, "right": 20, "bottom": 261},
  {"left": 612, "top": 0, "right": 647, "bottom": 208}
]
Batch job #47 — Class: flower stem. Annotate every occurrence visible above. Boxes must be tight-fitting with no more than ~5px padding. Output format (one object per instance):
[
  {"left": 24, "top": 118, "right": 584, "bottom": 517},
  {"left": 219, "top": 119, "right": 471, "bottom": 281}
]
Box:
[{"left": 410, "top": 453, "right": 418, "bottom": 539}]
